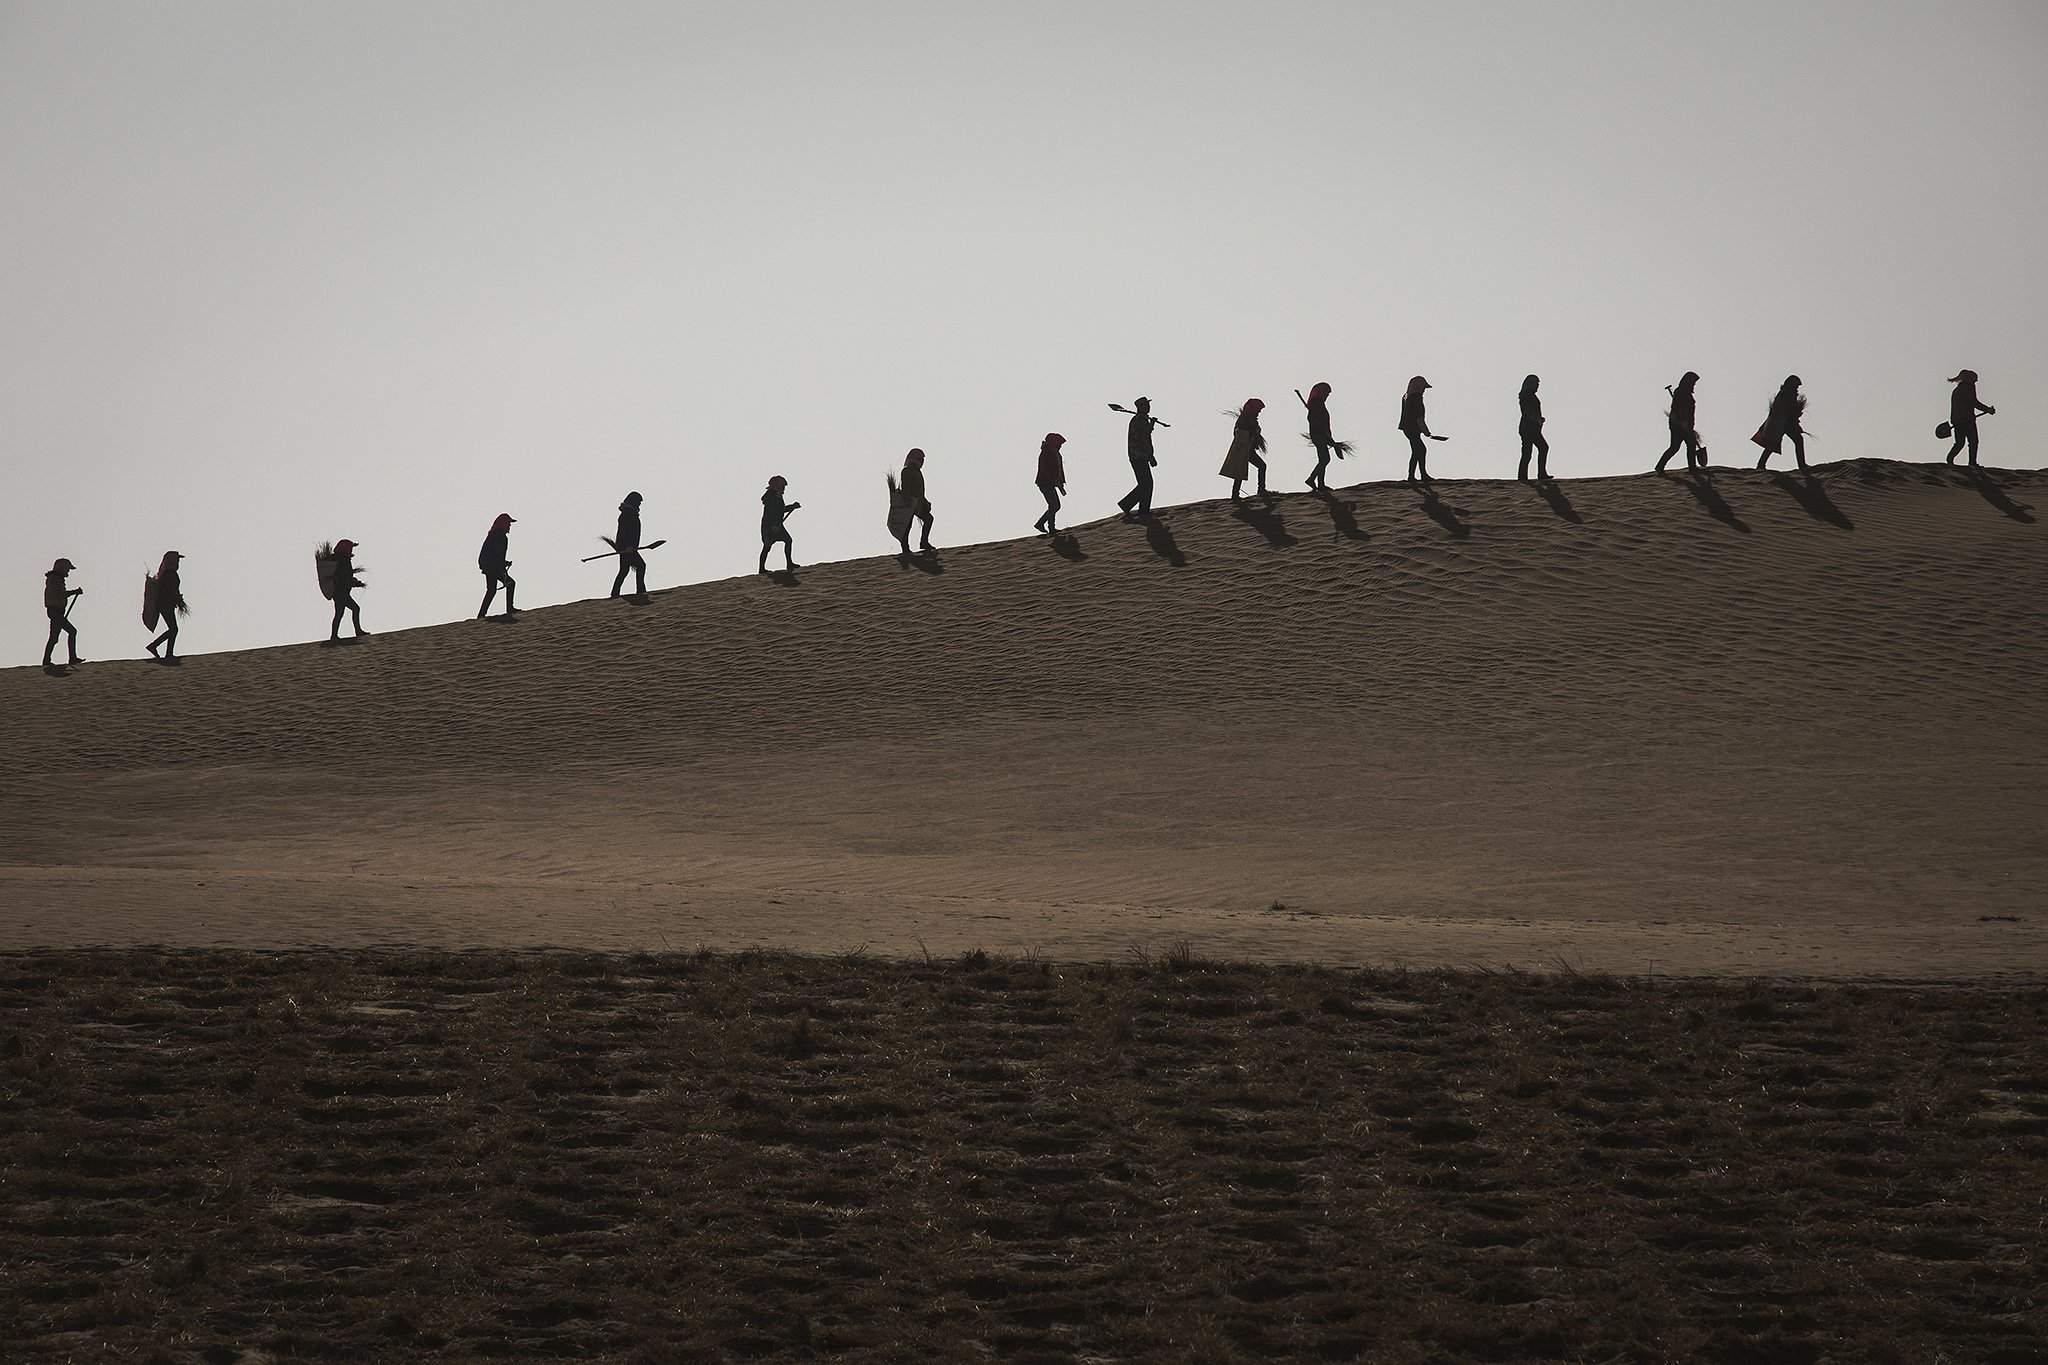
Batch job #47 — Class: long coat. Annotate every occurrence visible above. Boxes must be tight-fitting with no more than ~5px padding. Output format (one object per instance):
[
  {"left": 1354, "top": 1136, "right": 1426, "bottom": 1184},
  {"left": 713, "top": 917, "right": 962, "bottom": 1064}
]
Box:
[
  {"left": 1753, "top": 391, "right": 1804, "bottom": 454},
  {"left": 1218, "top": 413, "right": 1264, "bottom": 480}
]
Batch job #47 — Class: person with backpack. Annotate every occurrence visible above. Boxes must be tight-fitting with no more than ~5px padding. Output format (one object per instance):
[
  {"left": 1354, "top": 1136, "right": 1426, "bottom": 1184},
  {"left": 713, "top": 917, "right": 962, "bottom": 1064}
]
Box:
[
  {"left": 1517, "top": 375, "right": 1550, "bottom": 481},
  {"left": 1118, "top": 398, "right": 1162, "bottom": 518},
  {"left": 1219, "top": 398, "right": 1267, "bottom": 502},
  {"left": 1942, "top": 370, "right": 1996, "bottom": 468},
  {"left": 611, "top": 492, "right": 648, "bottom": 602},
  {"left": 760, "top": 475, "right": 800, "bottom": 572},
  {"left": 42, "top": 558, "right": 83, "bottom": 670},
  {"left": 1753, "top": 375, "right": 1808, "bottom": 471},
  {"left": 1655, "top": 371, "right": 1707, "bottom": 473},
  {"left": 1033, "top": 433, "right": 1068, "bottom": 534},
  {"left": 1303, "top": 384, "right": 1348, "bottom": 492},
  {"left": 478, "top": 513, "right": 517, "bottom": 618},
  {"left": 1399, "top": 377, "right": 1442, "bottom": 483},
  {"left": 144, "top": 550, "right": 186, "bottom": 662},
  {"left": 327, "top": 539, "right": 368, "bottom": 641},
  {"left": 889, "top": 449, "right": 935, "bottom": 555}
]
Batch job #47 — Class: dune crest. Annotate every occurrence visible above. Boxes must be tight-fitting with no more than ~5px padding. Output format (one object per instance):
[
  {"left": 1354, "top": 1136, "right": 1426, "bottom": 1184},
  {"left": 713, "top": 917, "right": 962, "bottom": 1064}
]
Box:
[{"left": 4, "top": 460, "right": 2044, "bottom": 978}]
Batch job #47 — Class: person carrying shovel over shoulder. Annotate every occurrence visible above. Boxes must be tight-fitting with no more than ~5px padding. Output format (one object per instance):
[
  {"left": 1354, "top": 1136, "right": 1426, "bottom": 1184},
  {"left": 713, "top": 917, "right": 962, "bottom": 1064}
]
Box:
[
  {"left": 760, "top": 475, "right": 800, "bottom": 573},
  {"left": 43, "top": 558, "right": 84, "bottom": 670}
]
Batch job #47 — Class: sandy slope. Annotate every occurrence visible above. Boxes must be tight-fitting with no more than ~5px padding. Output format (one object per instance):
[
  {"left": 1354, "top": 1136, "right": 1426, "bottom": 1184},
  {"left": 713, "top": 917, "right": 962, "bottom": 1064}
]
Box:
[{"left": 3, "top": 459, "right": 2043, "bottom": 977}]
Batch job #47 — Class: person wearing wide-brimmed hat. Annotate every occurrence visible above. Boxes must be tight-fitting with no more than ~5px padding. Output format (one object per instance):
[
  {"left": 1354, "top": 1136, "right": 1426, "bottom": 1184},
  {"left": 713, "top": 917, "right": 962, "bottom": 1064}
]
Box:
[
  {"left": 478, "top": 513, "right": 518, "bottom": 618},
  {"left": 759, "top": 475, "right": 800, "bottom": 572},
  {"left": 1399, "top": 377, "right": 1440, "bottom": 483},
  {"left": 327, "top": 538, "right": 368, "bottom": 642},
  {"left": 1219, "top": 398, "right": 1267, "bottom": 502},
  {"left": 1034, "top": 434, "right": 1067, "bottom": 534},
  {"left": 42, "top": 558, "right": 83, "bottom": 670},
  {"left": 1943, "top": 370, "right": 1996, "bottom": 468},
  {"left": 1118, "top": 398, "right": 1162, "bottom": 519}
]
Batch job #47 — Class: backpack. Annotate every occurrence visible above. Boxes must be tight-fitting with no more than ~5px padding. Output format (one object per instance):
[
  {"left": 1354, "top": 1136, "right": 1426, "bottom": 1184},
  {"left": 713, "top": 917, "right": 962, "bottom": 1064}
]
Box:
[{"left": 314, "top": 543, "right": 338, "bottom": 601}]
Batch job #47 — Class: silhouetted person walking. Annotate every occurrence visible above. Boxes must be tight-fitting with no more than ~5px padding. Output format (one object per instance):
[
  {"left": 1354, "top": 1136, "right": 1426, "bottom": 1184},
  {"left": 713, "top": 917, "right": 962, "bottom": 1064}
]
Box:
[
  {"left": 889, "top": 449, "right": 934, "bottom": 554},
  {"left": 1943, "top": 370, "right": 1995, "bottom": 467},
  {"left": 326, "top": 539, "right": 367, "bottom": 641},
  {"left": 144, "top": 550, "right": 185, "bottom": 661},
  {"left": 1517, "top": 375, "right": 1549, "bottom": 481},
  {"left": 1400, "top": 377, "right": 1443, "bottom": 482},
  {"left": 1303, "top": 383, "right": 1349, "bottom": 491},
  {"left": 1753, "top": 375, "right": 1808, "bottom": 471},
  {"left": 1219, "top": 398, "right": 1267, "bottom": 502},
  {"left": 760, "top": 476, "right": 800, "bottom": 572},
  {"left": 43, "top": 558, "right": 83, "bottom": 669},
  {"left": 478, "top": 513, "right": 517, "bottom": 618},
  {"left": 1034, "top": 433, "right": 1067, "bottom": 534},
  {"left": 1118, "top": 399, "right": 1161, "bottom": 518},
  {"left": 611, "top": 492, "right": 648, "bottom": 602},
  {"left": 1655, "top": 371, "right": 1707, "bottom": 473}
]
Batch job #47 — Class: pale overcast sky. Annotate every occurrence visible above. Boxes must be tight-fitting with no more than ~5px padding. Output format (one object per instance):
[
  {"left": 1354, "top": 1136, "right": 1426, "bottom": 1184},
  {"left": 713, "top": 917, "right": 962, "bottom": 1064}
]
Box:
[{"left": 3, "top": 1, "right": 2043, "bottom": 665}]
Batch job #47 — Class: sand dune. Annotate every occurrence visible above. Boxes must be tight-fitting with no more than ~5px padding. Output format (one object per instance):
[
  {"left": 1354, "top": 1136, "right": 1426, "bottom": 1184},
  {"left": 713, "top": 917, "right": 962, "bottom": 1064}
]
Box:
[{"left": 3, "top": 459, "right": 2044, "bottom": 977}]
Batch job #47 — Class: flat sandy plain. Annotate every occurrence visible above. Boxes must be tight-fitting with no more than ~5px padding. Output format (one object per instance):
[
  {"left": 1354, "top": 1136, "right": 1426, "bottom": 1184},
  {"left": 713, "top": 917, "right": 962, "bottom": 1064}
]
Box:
[
  {"left": 3, "top": 461, "right": 2045, "bottom": 1364},
  {"left": 3, "top": 459, "right": 2043, "bottom": 977}
]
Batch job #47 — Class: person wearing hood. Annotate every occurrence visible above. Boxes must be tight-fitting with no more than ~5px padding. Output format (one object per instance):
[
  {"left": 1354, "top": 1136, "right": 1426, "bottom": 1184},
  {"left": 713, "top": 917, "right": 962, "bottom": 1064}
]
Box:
[
  {"left": 760, "top": 476, "right": 801, "bottom": 572},
  {"left": 478, "top": 513, "right": 517, "bottom": 618},
  {"left": 611, "top": 492, "right": 648, "bottom": 602},
  {"left": 328, "top": 539, "right": 368, "bottom": 642},
  {"left": 893, "top": 449, "right": 935, "bottom": 555},
  {"left": 1304, "top": 383, "right": 1348, "bottom": 492},
  {"left": 1517, "top": 375, "right": 1549, "bottom": 481},
  {"left": 1219, "top": 398, "right": 1267, "bottom": 502},
  {"left": 1944, "top": 370, "right": 1996, "bottom": 468},
  {"left": 1752, "top": 375, "right": 1808, "bottom": 471},
  {"left": 42, "top": 558, "right": 83, "bottom": 670},
  {"left": 1118, "top": 398, "right": 1162, "bottom": 519},
  {"left": 1655, "top": 372, "right": 1707, "bottom": 473},
  {"left": 145, "top": 550, "right": 186, "bottom": 661},
  {"left": 1033, "top": 433, "right": 1067, "bottom": 534},
  {"left": 1399, "top": 377, "right": 1441, "bottom": 483}
]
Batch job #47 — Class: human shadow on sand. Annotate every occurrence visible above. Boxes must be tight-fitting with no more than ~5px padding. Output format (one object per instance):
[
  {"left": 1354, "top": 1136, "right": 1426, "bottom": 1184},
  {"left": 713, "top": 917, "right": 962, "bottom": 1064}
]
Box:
[
  {"left": 1678, "top": 471, "right": 1750, "bottom": 533},
  {"left": 1142, "top": 517, "right": 1187, "bottom": 566},
  {"left": 896, "top": 551, "right": 945, "bottom": 575},
  {"left": 1313, "top": 489, "right": 1368, "bottom": 541},
  {"left": 1414, "top": 484, "right": 1471, "bottom": 540},
  {"left": 1535, "top": 479, "right": 1582, "bottom": 525},
  {"left": 1771, "top": 472, "right": 1853, "bottom": 530},
  {"left": 1050, "top": 533, "right": 1087, "bottom": 562},
  {"left": 1232, "top": 499, "right": 1297, "bottom": 547},
  {"left": 765, "top": 569, "right": 801, "bottom": 586},
  {"left": 1967, "top": 469, "right": 2035, "bottom": 524}
]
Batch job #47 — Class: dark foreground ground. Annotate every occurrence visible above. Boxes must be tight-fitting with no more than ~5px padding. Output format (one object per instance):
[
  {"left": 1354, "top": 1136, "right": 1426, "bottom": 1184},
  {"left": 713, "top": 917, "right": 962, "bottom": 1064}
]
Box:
[{"left": 1, "top": 952, "right": 2043, "bottom": 1364}]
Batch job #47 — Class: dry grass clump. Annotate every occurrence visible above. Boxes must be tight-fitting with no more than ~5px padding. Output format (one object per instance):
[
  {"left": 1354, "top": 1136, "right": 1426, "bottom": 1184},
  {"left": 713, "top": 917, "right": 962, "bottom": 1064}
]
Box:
[{"left": 0, "top": 951, "right": 2043, "bottom": 1362}]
